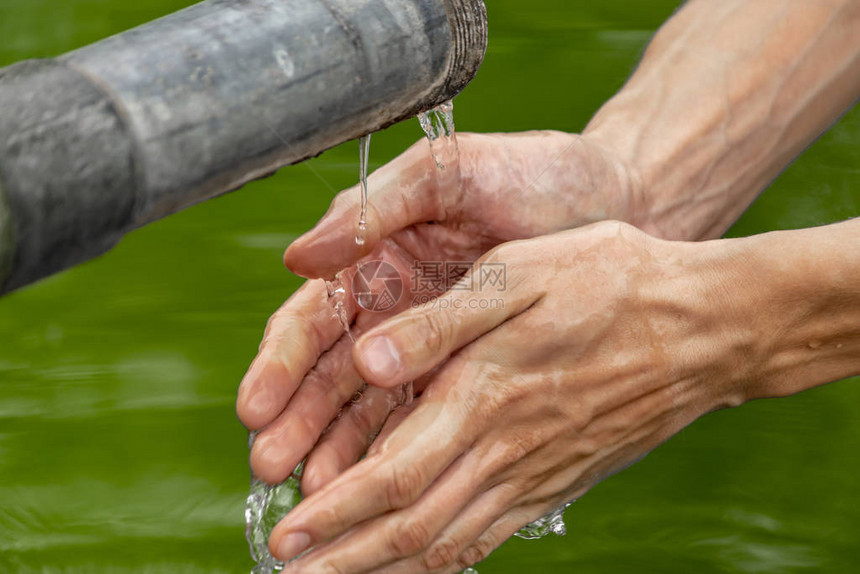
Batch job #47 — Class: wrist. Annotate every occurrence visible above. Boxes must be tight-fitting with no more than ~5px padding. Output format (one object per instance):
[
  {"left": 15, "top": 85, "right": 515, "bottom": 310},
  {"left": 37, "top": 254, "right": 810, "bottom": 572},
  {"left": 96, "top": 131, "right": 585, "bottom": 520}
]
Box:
[
  {"left": 476, "top": 130, "right": 644, "bottom": 234},
  {"left": 583, "top": 102, "right": 733, "bottom": 243},
  {"left": 689, "top": 220, "right": 860, "bottom": 406},
  {"left": 568, "top": 131, "right": 646, "bottom": 231},
  {"left": 737, "top": 221, "right": 860, "bottom": 399}
]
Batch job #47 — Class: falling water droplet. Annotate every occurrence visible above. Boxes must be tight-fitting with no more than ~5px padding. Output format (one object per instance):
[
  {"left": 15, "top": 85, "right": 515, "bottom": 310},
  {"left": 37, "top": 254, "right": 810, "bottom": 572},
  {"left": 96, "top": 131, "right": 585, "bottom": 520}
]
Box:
[{"left": 356, "top": 134, "right": 371, "bottom": 247}]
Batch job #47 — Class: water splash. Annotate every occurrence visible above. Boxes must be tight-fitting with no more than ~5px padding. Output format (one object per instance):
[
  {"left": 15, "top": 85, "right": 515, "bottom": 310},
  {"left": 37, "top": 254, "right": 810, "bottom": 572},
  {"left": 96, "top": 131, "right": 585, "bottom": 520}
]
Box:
[
  {"left": 515, "top": 502, "right": 574, "bottom": 540},
  {"left": 244, "top": 275, "right": 353, "bottom": 573},
  {"left": 245, "top": 433, "right": 303, "bottom": 573},
  {"left": 326, "top": 273, "right": 355, "bottom": 342},
  {"left": 356, "top": 134, "right": 371, "bottom": 248}
]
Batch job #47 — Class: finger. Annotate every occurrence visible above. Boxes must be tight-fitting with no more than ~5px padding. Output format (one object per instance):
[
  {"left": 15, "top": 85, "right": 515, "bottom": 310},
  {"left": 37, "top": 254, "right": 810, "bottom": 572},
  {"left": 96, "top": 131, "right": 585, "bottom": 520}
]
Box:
[
  {"left": 237, "top": 280, "right": 352, "bottom": 430},
  {"left": 281, "top": 448, "right": 489, "bottom": 574},
  {"left": 454, "top": 506, "right": 546, "bottom": 572},
  {"left": 353, "top": 251, "right": 540, "bottom": 388},
  {"left": 249, "top": 289, "right": 398, "bottom": 485},
  {"left": 374, "top": 483, "right": 523, "bottom": 574},
  {"left": 268, "top": 378, "right": 477, "bottom": 562},
  {"left": 284, "top": 139, "right": 451, "bottom": 279},
  {"left": 249, "top": 333, "right": 364, "bottom": 484},
  {"left": 365, "top": 398, "right": 419, "bottom": 459},
  {"left": 301, "top": 384, "right": 402, "bottom": 496}
]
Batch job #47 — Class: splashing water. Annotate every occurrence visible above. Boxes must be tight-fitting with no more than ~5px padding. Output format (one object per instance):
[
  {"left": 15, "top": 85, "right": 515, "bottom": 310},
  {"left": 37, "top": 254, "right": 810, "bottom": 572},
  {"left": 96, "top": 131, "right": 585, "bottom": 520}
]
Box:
[
  {"left": 326, "top": 273, "right": 355, "bottom": 342},
  {"left": 245, "top": 433, "right": 303, "bottom": 573},
  {"left": 244, "top": 278, "right": 352, "bottom": 573},
  {"left": 515, "top": 502, "right": 575, "bottom": 540},
  {"left": 356, "top": 134, "right": 371, "bottom": 247}
]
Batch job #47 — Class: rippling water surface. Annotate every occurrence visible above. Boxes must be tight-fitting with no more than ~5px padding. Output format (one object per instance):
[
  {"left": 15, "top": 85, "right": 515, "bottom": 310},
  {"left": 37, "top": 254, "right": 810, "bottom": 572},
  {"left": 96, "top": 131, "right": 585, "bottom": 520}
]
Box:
[{"left": 1, "top": 0, "right": 858, "bottom": 572}]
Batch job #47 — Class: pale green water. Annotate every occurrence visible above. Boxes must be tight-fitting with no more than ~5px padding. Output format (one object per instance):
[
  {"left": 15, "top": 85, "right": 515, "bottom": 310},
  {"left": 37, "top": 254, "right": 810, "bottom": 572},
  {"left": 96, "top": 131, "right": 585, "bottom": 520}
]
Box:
[{"left": 1, "top": 1, "right": 858, "bottom": 572}]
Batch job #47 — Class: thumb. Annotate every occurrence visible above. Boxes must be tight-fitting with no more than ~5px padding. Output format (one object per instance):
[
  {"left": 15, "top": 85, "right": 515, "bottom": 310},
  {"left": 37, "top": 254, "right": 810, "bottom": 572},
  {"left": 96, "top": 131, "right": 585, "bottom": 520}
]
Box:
[
  {"left": 351, "top": 253, "right": 540, "bottom": 388},
  {"left": 284, "top": 139, "right": 452, "bottom": 279}
]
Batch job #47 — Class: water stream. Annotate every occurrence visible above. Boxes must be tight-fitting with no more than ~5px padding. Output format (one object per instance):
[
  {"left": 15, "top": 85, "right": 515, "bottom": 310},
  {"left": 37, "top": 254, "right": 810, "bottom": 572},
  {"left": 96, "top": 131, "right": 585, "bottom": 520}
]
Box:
[
  {"left": 417, "top": 100, "right": 460, "bottom": 186},
  {"left": 356, "top": 134, "right": 371, "bottom": 248}
]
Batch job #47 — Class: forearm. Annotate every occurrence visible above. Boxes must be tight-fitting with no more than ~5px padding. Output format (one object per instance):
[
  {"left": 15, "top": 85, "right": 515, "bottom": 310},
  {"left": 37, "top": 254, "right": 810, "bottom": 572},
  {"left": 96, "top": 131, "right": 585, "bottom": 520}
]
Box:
[
  {"left": 584, "top": 0, "right": 860, "bottom": 241},
  {"left": 715, "top": 218, "right": 860, "bottom": 403}
]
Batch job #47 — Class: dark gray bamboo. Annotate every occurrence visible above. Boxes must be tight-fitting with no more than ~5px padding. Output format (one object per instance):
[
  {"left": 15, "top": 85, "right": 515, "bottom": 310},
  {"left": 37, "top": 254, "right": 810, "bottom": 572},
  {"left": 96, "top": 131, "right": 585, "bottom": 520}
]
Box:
[{"left": 0, "top": 0, "right": 487, "bottom": 294}]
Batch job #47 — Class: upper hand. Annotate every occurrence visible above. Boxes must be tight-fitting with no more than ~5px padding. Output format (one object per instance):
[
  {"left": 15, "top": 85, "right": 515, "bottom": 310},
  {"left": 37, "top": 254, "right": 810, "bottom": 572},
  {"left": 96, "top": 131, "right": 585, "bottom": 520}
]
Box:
[{"left": 268, "top": 221, "right": 756, "bottom": 573}]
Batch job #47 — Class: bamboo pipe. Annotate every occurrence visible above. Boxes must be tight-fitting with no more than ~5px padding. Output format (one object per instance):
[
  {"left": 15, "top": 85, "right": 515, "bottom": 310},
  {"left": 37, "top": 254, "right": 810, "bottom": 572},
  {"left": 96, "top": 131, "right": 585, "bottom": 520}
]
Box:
[{"left": 0, "top": 0, "right": 487, "bottom": 294}]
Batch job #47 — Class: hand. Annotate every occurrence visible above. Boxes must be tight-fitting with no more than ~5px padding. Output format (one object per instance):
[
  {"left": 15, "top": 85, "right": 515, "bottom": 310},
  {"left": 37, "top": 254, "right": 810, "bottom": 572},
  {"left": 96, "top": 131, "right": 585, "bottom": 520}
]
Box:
[
  {"left": 236, "top": 131, "right": 641, "bottom": 489},
  {"left": 268, "top": 221, "right": 759, "bottom": 573}
]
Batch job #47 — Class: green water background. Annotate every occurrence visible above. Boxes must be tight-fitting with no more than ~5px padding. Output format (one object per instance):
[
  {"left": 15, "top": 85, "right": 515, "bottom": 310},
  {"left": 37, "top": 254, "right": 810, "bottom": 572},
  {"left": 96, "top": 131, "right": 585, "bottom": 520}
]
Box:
[{"left": 1, "top": 0, "right": 858, "bottom": 572}]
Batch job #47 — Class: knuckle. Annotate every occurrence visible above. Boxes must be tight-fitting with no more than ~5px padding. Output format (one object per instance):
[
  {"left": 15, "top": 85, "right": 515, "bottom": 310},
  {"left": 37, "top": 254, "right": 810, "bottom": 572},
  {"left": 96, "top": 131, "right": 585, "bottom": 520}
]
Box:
[
  {"left": 261, "top": 312, "right": 279, "bottom": 345},
  {"left": 592, "top": 219, "right": 647, "bottom": 250},
  {"left": 386, "top": 464, "right": 425, "bottom": 509},
  {"left": 331, "top": 188, "right": 354, "bottom": 212},
  {"left": 500, "top": 437, "right": 532, "bottom": 468},
  {"left": 318, "top": 559, "right": 347, "bottom": 574},
  {"left": 479, "top": 243, "right": 510, "bottom": 266},
  {"left": 255, "top": 352, "right": 295, "bottom": 392},
  {"left": 567, "top": 396, "right": 596, "bottom": 434},
  {"left": 389, "top": 518, "right": 432, "bottom": 557},
  {"left": 468, "top": 374, "right": 526, "bottom": 421},
  {"left": 290, "top": 409, "right": 317, "bottom": 445},
  {"left": 307, "top": 358, "right": 339, "bottom": 393},
  {"left": 458, "top": 539, "right": 494, "bottom": 569},
  {"left": 416, "top": 311, "right": 453, "bottom": 358},
  {"left": 347, "top": 401, "right": 378, "bottom": 433},
  {"left": 422, "top": 538, "right": 460, "bottom": 571},
  {"left": 318, "top": 504, "right": 349, "bottom": 533},
  {"left": 575, "top": 435, "right": 600, "bottom": 459}
]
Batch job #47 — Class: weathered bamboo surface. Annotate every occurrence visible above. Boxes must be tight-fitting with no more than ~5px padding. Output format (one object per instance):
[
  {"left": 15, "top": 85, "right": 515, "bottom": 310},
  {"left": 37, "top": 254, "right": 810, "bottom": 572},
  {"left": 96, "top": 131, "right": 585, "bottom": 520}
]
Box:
[{"left": 0, "top": 0, "right": 488, "bottom": 294}]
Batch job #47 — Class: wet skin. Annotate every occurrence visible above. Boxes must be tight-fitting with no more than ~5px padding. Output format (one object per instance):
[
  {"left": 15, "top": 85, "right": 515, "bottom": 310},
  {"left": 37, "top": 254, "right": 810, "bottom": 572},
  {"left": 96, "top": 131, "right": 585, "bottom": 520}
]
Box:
[{"left": 236, "top": 0, "right": 860, "bottom": 571}]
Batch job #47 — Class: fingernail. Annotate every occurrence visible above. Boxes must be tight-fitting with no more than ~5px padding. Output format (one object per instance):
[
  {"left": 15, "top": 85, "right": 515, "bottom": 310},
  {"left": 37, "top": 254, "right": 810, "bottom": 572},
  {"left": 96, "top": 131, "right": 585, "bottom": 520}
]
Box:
[
  {"left": 360, "top": 336, "right": 401, "bottom": 381},
  {"left": 277, "top": 531, "right": 311, "bottom": 561}
]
